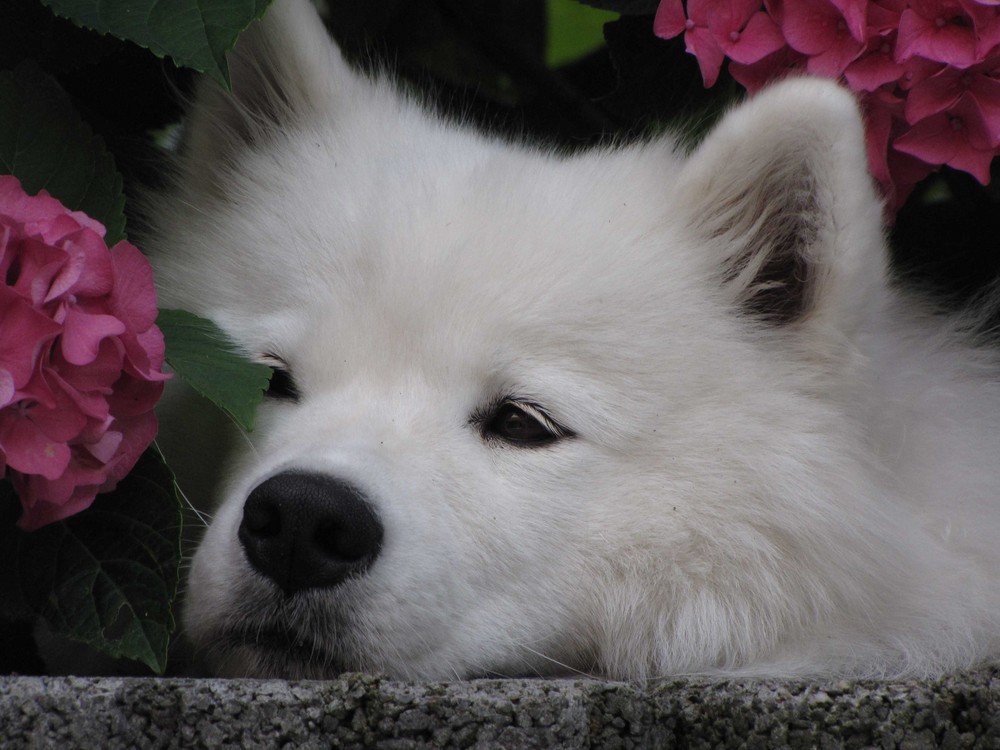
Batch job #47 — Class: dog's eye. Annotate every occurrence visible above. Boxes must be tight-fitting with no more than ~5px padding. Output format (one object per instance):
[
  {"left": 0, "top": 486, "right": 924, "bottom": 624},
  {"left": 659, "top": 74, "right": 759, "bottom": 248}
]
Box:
[
  {"left": 482, "top": 401, "right": 571, "bottom": 446},
  {"left": 259, "top": 355, "right": 300, "bottom": 401},
  {"left": 266, "top": 367, "right": 299, "bottom": 401}
]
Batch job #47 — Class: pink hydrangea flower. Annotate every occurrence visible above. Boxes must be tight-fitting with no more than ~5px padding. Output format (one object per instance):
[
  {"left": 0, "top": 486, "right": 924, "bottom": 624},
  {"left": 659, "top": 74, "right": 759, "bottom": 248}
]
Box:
[
  {"left": 0, "top": 176, "right": 168, "bottom": 531},
  {"left": 895, "top": 0, "right": 1000, "bottom": 67},
  {"left": 730, "top": 45, "right": 809, "bottom": 92},
  {"left": 654, "top": 0, "right": 1000, "bottom": 214},
  {"left": 903, "top": 56, "right": 1000, "bottom": 137},
  {"left": 843, "top": 1, "right": 907, "bottom": 90},
  {"left": 655, "top": 0, "right": 786, "bottom": 86},
  {"left": 780, "top": 0, "right": 868, "bottom": 77},
  {"left": 894, "top": 91, "right": 997, "bottom": 181}
]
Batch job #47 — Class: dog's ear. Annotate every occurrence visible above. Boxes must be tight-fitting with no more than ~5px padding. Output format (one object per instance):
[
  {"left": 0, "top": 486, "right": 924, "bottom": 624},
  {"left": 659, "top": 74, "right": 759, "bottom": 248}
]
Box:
[
  {"left": 676, "top": 78, "right": 887, "bottom": 331},
  {"left": 181, "top": 0, "right": 354, "bottom": 179}
]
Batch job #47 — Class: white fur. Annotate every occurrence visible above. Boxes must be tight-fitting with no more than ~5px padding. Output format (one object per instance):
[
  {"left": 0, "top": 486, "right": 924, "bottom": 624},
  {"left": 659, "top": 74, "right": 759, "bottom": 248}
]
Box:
[{"left": 148, "top": 0, "right": 1000, "bottom": 680}]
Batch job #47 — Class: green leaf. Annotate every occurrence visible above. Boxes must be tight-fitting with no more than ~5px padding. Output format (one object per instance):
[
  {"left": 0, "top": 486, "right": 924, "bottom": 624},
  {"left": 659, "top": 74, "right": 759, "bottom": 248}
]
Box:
[
  {"left": 39, "top": 0, "right": 275, "bottom": 89},
  {"left": 158, "top": 308, "right": 273, "bottom": 432},
  {"left": 547, "top": 0, "right": 617, "bottom": 68},
  {"left": 0, "top": 450, "right": 182, "bottom": 673},
  {"left": 0, "top": 63, "right": 126, "bottom": 245}
]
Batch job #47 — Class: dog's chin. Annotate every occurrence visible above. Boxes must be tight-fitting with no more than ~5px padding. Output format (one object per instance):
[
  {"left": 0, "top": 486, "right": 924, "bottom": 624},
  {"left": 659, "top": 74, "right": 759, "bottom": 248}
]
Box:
[{"left": 199, "top": 626, "right": 351, "bottom": 679}]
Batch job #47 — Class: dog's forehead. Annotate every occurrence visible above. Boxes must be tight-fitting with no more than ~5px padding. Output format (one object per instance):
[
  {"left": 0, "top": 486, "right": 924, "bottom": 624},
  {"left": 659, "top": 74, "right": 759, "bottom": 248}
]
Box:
[
  {"left": 329, "top": 166, "right": 692, "bottom": 353},
  {"left": 154, "top": 109, "right": 707, "bottom": 381},
  {"left": 225, "top": 124, "right": 689, "bottom": 311}
]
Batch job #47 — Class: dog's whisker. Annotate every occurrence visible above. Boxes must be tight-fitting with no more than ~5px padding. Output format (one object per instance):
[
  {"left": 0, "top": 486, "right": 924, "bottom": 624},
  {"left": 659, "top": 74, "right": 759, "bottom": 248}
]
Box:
[{"left": 514, "top": 644, "right": 597, "bottom": 680}]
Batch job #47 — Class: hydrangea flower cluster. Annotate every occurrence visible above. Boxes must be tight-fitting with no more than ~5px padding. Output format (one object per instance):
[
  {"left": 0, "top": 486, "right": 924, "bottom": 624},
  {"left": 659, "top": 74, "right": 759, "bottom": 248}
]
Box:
[
  {"left": 0, "top": 176, "right": 168, "bottom": 531},
  {"left": 654, "top": 0, "right": 1000, "bottom": 212}
]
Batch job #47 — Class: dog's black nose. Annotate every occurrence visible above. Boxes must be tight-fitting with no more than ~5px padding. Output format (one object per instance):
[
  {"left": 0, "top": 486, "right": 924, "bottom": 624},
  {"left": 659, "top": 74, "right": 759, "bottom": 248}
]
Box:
[{"left": 238, "top": 472, "right": 383, "bottom": 595}]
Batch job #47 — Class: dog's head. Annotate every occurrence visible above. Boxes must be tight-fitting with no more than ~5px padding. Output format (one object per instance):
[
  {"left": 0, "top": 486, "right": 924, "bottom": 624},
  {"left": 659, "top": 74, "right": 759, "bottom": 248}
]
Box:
[{"left": 150, "top": 0, "right": 901, "bottom": 679}]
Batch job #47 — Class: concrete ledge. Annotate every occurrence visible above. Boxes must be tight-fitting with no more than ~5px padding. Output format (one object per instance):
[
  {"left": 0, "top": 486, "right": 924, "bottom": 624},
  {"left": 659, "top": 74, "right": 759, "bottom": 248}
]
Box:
[{"left": 2, "top": 668, "right": 998, "bottom": 748}]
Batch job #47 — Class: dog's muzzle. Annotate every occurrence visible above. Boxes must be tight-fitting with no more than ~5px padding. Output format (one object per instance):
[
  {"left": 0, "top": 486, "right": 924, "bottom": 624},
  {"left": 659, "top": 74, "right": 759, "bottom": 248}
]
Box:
[{"left": 238, "top": 472, "right": 383, "bottom": 595}]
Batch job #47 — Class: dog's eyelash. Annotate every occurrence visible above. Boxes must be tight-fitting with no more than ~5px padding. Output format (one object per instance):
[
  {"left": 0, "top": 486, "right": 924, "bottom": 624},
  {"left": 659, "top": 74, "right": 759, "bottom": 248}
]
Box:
[
  {"left": 471, "top": 396, "right": 574, "bottom": 446},
  {"left": 259, "top": 353, "right": 300, "bottom": 402},
  {"left": 507, "top": 401, "right": 573, "bottom": 439},
  {"left": 267, "top": 368, "right": 300, "bottom": 401}
]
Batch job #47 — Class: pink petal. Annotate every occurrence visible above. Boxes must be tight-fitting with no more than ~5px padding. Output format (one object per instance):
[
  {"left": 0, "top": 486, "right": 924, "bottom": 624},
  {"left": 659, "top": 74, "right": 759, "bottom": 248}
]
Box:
[
  {"left": 867, "top": 0, "right": 905, "bottom": 33},
  {"left": 951, "top": 93, "right": 995, "bottom": 150},
  {"left": 109, "top": 240, "right": 160, "bottom": 333},
  {"left": 764, "top": 0, "right": 785, "bottom": 24},
  {"left": 99, "top": 411, "right": 158, "bottom": 488},
  {"left": 49, "top": 370, "right": 111, "bottom": 422},
  {"left": 53, "top": 337, "right": 124, "bottom": 395},
  {"left": 47, "top": 228, "right": 115, "bottom": 301},
  {"left": 730, "top": 46, "right": 807, "bottom": 93},
  {"left": 44, "top": 211, "right": 105, "bottom": 245},
  {"left": 0, "top": 177, "right": 105, "bottom": 245},
  {"left": 653, "top": 0, "right": 687, "bottom": 39},
  {"left": 844, "top": 36, "right": 906, "bottom": 91},
  {"left": 685, "top": 0, "right": 714, "bottom": 25},
  {"left": 805, "top": 34, "right": 866, "bottom": 76},
  {"left": 0, "top": 222, "right": 14, "bottom": 279},
  {"left": 828, "top": 0, "right": 868, "bottom": 40},
  {"left": 970, "top": 79, "right": 1000, "bottom": 147},
  {"left": 884, "top": 147, "right": 936, "bottom": 214},
  {"left": 0, "top": 177, "right": 24, "bottom": 208},
  {"left": 76, "top": 412, "right": 112, "bottom": 445},
  {"left": 60, "top": 307, "right": 127, "bottom": 366},
  {"left": 896, "top": 8, "right": 979, "bottom": 66},
  {"left": 686, "top": 26, "right": 727, "bottom": 86},
  {"left": 905, "top": 68, "right": 965, "bottom": 122},
  {"left": 0, "top": 369, "right": 14, "bottom": 408},
  {"left": 719, "top": 12, "right": 788, "bottom": 64},
  {"left": 0, "top": 410, "right": 72, "bottom": 480},
  {"left": 703, "top": 0, "right": 766, "bottom": 34},
  {"left": 728, "top": 0, "right": 767, "bottom": 22},
  {"left": 0, "top": 286, "right": 61, "bottom": 389},
  {"left": 123, "top": 325, "right": 168, "bottom": 382},
  {"left": 108, "top": 241, "right": 169, "bottom": 384},
  {"left": 108, "top": 371, "right": 165, "bottom": 418},
  {"left": 20, "top": 382, "right": 89, "bottom": 443},
  {"left": 898, "top": 56, "right": 945, "bottom": 90},
  {"left": 894, "top": 97, "right": 995, "bottom": 182},
  {"left": 13, "top": 474, "right": 102, "bottom": 531},
  {"left": 84, "top": 428, "right": 123, "bottom": 464},
  {"left": 943, "top": 144, "right": 994, "bottom": 183},
  {"left": 783, "top": 0, "right": 853, "bottom": 55},
  {"left": 972, "top": 16, "right": 1000, "bottom": 59},
  {"left": 894, "top": 113, "right": 960, "bottom": 164},
  {"left": 10, "top": 238, "right": 69, "bottom": 305},
  {"left": 15, "top": 368, "right": 58, "bottom": 410}
]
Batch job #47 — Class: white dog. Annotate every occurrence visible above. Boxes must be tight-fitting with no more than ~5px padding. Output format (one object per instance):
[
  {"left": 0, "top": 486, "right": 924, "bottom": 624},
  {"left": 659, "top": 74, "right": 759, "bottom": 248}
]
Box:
[{"left": 149, "top": 0, "right": 1000, "bottom": 680}]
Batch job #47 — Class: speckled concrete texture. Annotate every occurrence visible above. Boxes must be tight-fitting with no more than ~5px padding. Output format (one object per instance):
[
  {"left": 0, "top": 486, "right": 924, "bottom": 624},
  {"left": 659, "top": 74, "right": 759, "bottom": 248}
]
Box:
[{"left": 2, "top": 667, "right": 998, "bottom": 748}]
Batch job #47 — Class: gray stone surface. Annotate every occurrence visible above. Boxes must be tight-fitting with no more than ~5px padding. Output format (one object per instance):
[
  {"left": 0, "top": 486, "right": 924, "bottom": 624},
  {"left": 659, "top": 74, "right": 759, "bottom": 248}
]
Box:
[{"left": 2, "top": 667, "right": 999, "bottom": 749}]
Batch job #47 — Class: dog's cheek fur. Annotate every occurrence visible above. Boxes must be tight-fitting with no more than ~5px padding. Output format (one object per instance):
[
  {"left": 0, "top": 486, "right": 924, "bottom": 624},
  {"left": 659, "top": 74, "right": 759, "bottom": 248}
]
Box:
[{"left": 183, "top": 388, "right": 608, "bottom": 678}]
